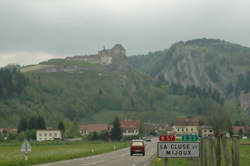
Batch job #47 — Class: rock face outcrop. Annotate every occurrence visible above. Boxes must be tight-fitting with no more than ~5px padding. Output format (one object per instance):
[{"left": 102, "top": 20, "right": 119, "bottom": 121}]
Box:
[
  {"left": 66, "top": 44, "right": 127, "bottom": 66},
  {"left": 240, "top": 91, "right": 250, "bottom": 110}
]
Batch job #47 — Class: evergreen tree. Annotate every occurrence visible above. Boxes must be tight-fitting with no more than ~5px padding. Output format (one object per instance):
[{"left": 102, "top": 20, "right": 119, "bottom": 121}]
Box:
[
  {"left": 111, "top": 116, "right": 122, "bottom": 141},
  {"left": 28, "top": 116, "right": 38, "bottom": 129},
  {"left": 18, "top": 117, "right": 27, "bottom": 133},
  {"left": 58, "top": 120, "right": 65, "bottom": 136},
  {"left": 37, "top": 116, "right": 46, "bottom": 129},
  {"left": 239, "top": 129, "right": 243, "bottom": 138}
]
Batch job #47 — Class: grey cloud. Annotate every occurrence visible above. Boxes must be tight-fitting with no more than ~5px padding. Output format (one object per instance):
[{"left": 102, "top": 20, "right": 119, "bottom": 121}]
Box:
[{"left": 0, "top": 0, "right": 250, "bottom": 66}]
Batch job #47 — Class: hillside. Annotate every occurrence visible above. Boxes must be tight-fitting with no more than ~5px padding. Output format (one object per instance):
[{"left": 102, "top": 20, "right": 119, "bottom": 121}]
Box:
[
  {"left": 1, "top": 40, "right": 250, "bottom": 128},
  {"left": 128, "top": 38, "right": 250, "bottom": 97}
]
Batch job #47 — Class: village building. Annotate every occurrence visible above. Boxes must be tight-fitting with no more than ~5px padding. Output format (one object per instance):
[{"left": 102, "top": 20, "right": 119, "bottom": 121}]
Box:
[
  {"left": 120, "top": 120, "right": 140, "bottom": 136},
  {"left": 36, "top": 129, "right": 62, "bottom": 141},
  {"left": 0, "top": 128, "right": 18, "bottom": 135},
  {"left": 152, "top": 123, "right": 173, "bottom": 134},
  {"left": 199, "top": 125, "right": 214, "bottom": 137},
  {"left": 232, "top": 126, "right": 246, "bottom": 134},
  {"left": 79, "top": 124, "right": 109, "bottom": 136},
  {"left": 172, "top": 117, "right": 199, "bottom": 137}
]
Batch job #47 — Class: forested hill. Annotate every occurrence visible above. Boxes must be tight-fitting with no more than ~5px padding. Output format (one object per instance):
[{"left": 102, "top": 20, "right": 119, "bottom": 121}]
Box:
[
  {"left": 1, "top": 39, "right": 250, "bottom": 128},
  {"left": 0, "top": 64, "right": 237, "bottom": 128},
  {"left": 128, "top": 38, "right": 250, "bottom": 96}
]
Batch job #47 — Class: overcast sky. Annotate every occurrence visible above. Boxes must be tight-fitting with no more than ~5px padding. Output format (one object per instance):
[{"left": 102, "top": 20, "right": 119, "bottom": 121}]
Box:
[{"left": 0, "top": 0, "right": 250, "bottom": 67}]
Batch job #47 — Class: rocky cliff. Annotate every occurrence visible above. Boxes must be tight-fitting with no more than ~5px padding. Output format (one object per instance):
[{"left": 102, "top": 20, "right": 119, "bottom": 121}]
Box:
[{"left": 129, "top": 38, "right": 250, "bottom": 95}]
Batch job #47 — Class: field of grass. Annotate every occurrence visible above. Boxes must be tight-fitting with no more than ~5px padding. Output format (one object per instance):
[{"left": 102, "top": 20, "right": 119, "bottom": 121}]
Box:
[
  {"left": 151, "top": 139, "right": 250, "bottom": 166},
  {"left": 0, "top": 141, "right": 128, "bottom": 166}
]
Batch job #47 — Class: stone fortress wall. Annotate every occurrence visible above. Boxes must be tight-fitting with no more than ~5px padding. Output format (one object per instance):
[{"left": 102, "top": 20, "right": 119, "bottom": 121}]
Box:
[{"left": 66, "top": 44, "right": 126, "bottom": 65}]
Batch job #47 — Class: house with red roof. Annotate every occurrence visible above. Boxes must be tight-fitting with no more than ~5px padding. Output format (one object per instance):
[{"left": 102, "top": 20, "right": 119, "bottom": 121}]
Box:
[
  {"left": 0, "top": 128, "right": 18, "bottom": 135},
  {"left": 79, "top": 124, "right": 109, "bottom": 135},
  {"left": 232, "top": 126, "right": 245, "bottom": 134},
  {"left": 120, "top": 120, "right": 140, "bottom": 136}
]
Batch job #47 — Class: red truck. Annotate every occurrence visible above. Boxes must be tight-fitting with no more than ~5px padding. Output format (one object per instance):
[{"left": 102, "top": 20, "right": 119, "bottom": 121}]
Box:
[{"left": 130, "top": 139, "right": 145, "bottom": 156}]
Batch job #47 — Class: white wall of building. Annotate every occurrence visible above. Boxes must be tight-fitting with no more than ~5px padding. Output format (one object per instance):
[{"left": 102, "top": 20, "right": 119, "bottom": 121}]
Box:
[{"left": 36, "top": 130, "right": 62, "bottom": 141}]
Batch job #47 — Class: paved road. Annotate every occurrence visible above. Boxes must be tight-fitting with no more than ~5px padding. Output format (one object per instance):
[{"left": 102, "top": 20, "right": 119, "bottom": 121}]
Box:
[{"left": 35, "top": 139, "right": 157, "bottom": 166}]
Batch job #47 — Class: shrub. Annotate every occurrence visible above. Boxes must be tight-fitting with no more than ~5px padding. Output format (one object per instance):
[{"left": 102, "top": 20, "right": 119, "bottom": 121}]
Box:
[{"left": 7, "top": 133, "right": 18, "bottom": 140}]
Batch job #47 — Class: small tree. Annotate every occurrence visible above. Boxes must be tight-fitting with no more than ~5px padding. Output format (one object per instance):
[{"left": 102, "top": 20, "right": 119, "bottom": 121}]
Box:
[
  {"left": 37, "top": 116, "right": 46, "bottom": 129},
  {"left": 111, "top": 116, "right": 122, "bottom": 141},
  {"left": 99, "top": 131, "right": 110, "bottom": 141},
  {"left": 28, "top": 116, "right": 38, "bottom": 130},
  {"left": 18, "top": 117, "right": 27, "bottom": 133},
  {"left": 0, "top": 133, "right": 4, "bottom": 142},
  {"left": 58, "top": 121, "right": 65, "bottom": 137},
  {"left": 239, "top": 129, "right": 243, "bottom": 138}
]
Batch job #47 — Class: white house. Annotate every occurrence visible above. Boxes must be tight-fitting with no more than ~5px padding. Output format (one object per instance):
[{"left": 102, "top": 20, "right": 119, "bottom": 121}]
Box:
[
  {"left": 172, "top": 117, "right": 199, "bottom": 137},
  {"left": 199, "top": 125, "right": 214, "bottom": 137},
  {"left": 36, "top": 129, "right": 62, "bottom": 141}
]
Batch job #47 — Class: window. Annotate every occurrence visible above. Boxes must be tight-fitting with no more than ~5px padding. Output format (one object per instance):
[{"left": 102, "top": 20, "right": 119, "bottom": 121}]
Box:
[
  {"left": 191, "top": 128, "right": 193, "bottom": 132},
  {"left": 39, "top": 133, "right": 42, "bottom": 136},
  {"left": 186, "top": 128, "right": 188, "bottom": 132},
  {"left": 182, "top": 128, "right": 184, "bottom": 132},
  {"left": 49, "top": 133, "right": 52, "bottom": 136},
  {"left": 132, "top": 142, "right": 143, "bottom": 146},
  {"left": 54, "top": 133, "right": 57, "bottom": 137},
  {"left": 177, "top": 128, "right": 179, "bottom": 132},
  {"left": 44, "top": 133, "right": 47, "bottom": 136},
  {"left": 204, "top": 129, "right": 207, "bottom": 132},
  {"left": 210, "top": 130, "right": 213, "bottom": 132}
]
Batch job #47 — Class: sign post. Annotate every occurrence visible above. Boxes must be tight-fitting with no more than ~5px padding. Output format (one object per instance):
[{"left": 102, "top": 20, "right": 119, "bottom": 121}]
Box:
[
  {"left": 164, "top": 158, "right": 168, "bottom": 166},
  {"left": 159, "top": 135, "right": 175, "bottom": 166},
  {"left": 21, "top": 139, "right": 32, "bottom": 161}
]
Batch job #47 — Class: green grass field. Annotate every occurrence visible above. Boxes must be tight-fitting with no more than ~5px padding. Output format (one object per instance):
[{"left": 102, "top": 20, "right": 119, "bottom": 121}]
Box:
[
  {"left": 151, "top": 139, "right": 250, "bottom": 166},
  {"left": 0, "top": 141, "right": 128, "bottom": 166}
]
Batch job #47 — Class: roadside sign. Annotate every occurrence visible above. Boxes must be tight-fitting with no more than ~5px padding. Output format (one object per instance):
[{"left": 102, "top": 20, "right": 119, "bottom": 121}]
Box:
[
  {"left": 182, "top": 135, "right": 199, "bottom": 142},
  {"left": 21, "top": 139, "right": 31, "bottom": 153},
  {"left": 159, "top": 135, "right": 175, "bottom": 142},
  {"left": 157, "top": 142, "right": 200, "bottom": 158}
]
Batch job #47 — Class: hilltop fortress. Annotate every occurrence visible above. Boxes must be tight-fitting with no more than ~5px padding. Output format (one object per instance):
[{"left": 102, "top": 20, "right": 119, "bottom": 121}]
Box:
[
  {"left": 21, "top": 44, "right": 129, "bottom": 73},
  {"left": 66, "top": 44, "right": 127, "bottom": 65}
]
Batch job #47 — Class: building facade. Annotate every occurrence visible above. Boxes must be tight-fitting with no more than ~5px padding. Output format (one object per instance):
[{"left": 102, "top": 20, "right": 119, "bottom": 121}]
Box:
[
  {"left": 172, "top": 117, "right": 199, "bottom": 137},
  {"left": 79, "top": 124, "right": 109, "bottom": 136},
  {"left": 120, "top": 120, "right": 139, "bottom": 136},
  {"left": 199, "top": 125, "right": 214, "bottom": 137},
  {"left": 36, "top": 129, "right": 62, "bottom": 141}
]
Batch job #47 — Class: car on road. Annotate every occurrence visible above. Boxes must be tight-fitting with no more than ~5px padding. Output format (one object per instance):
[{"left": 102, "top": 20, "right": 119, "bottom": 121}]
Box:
[
  {"left": 130, "top": 139, "right": 145, "bottom": 156},
  {"left": 145, "top": 137, "right": 152, "bottom": 142}
]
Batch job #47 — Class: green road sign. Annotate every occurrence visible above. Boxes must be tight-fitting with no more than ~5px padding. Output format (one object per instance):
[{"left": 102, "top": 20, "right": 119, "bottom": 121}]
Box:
[{"left": 182, "top": 135, "right": 199, "bottom": 142}]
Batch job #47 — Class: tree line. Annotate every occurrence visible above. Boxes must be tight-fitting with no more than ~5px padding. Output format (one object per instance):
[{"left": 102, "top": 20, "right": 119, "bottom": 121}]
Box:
[
  {"left": 18, "top": 116, "right": 46, "bottom": 133},
  {"left": 0, "top": 67, "right": 28, "bottom": 99}
]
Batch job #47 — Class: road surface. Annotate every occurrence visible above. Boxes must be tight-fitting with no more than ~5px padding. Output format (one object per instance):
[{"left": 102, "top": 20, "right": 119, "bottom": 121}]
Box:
[{"left": 35, "top": 139, "right": 157, "bottom": 166}]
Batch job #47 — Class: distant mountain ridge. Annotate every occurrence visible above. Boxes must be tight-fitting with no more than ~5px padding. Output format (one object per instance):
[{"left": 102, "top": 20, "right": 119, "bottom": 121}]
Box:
[{"left": 128, "top": 38, "right": 250, "bottom": 95}]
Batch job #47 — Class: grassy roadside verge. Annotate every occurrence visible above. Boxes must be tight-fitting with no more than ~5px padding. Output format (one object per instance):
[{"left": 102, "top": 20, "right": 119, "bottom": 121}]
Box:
[
  {"left": 150, "top": 139, "right": 250, "bottom": 166},
  {"left": 0, "top": 141, "right": 129, "bottom": 166}
]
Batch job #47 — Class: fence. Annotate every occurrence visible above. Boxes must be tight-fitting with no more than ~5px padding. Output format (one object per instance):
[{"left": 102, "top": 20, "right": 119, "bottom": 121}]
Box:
[{"left": 189, "top": 134, "right": 239, "bottom": 166}]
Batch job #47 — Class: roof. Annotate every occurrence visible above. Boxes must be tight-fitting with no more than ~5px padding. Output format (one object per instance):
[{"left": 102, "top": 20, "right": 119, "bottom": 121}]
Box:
[
  {"left": 120, "top": 120, "right": 139, "bottom": 130},
  {"left": 173, "top": 117, "right": 199, "bottom": 126},
  {"left": 199, "top": 125, "right": 213, "bottom": 129},
  {"left": 37, "top": 128, "right": 60, "bottom": 131},
  {"left": 232, "top": 126, "right": 245, "bottom": 132},
  {"left": 0, "top": 128, "right": 18, "bottom": 133},
  {"left": 79, "top": 124, "right": 108, "bottom": 132}
]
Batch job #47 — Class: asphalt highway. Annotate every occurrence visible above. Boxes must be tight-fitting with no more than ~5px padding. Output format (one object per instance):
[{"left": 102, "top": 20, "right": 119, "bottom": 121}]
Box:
[{"left": 35, "top": 139, "right": 157, "bottom": 166}]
